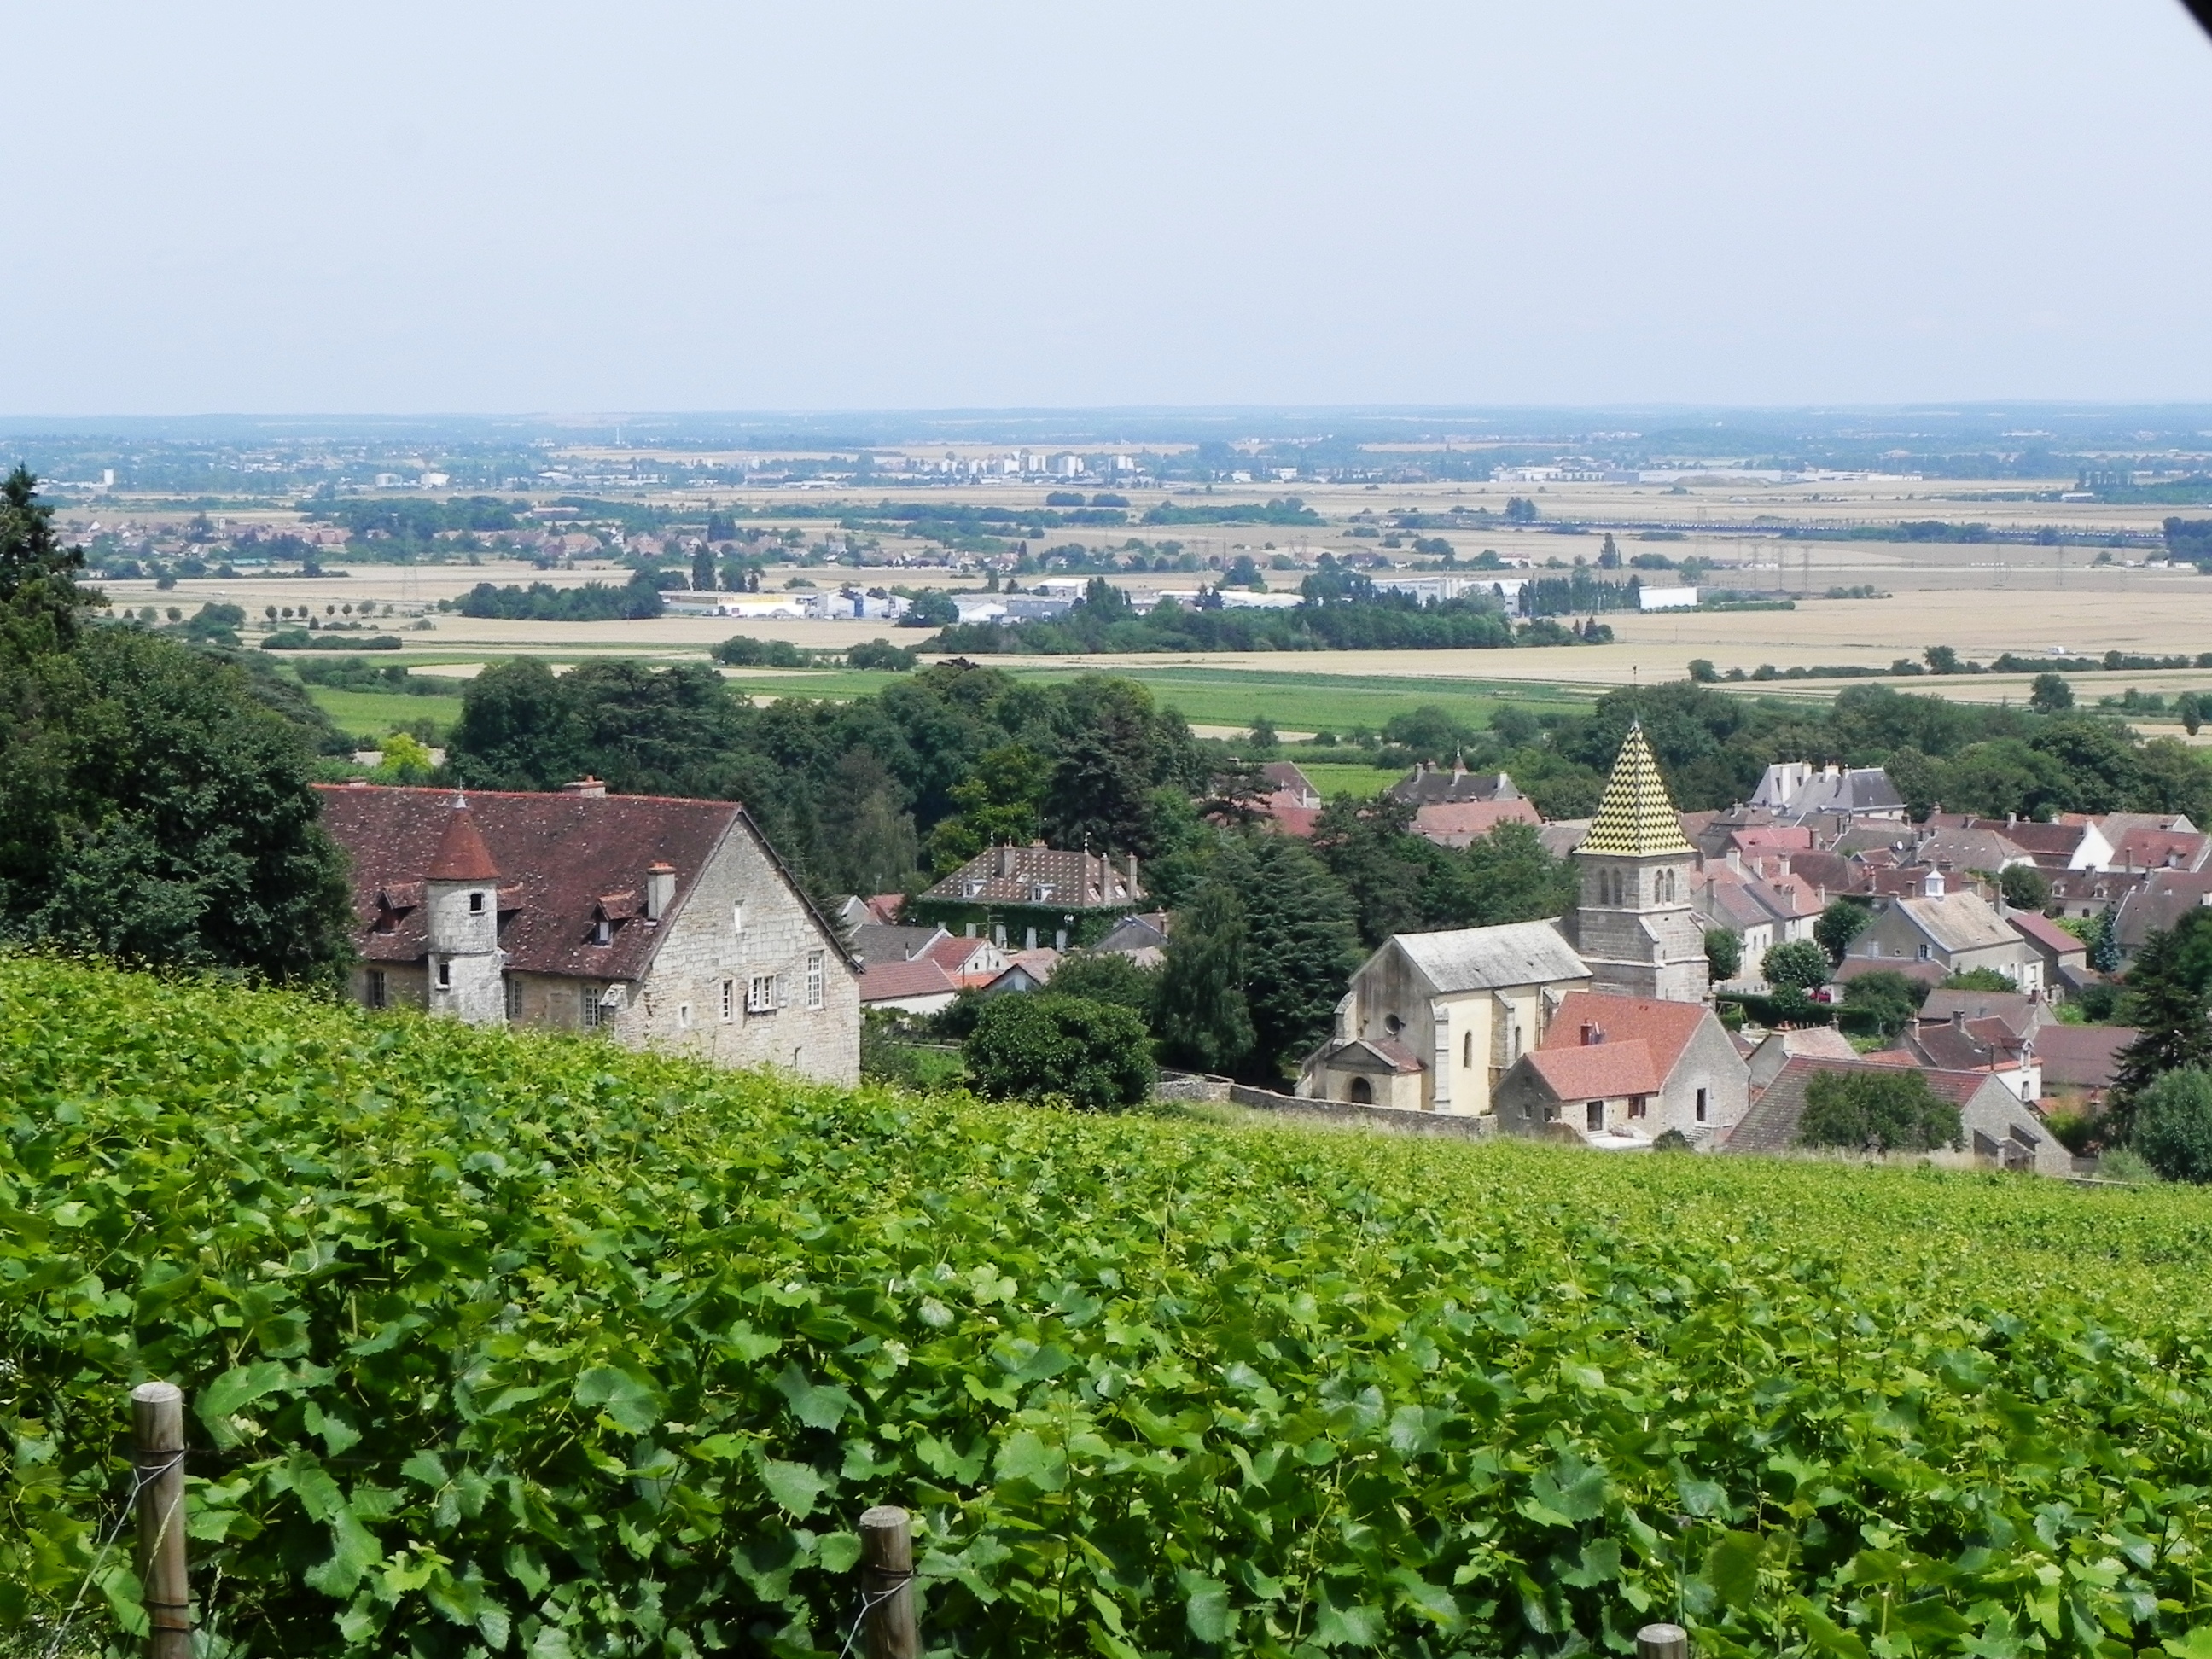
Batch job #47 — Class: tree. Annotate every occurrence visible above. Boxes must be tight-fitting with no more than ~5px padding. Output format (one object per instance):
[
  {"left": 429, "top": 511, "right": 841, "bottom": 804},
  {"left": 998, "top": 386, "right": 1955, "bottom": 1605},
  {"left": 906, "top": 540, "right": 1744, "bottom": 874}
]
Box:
[
  {"left": 690, "top": 540, "right": 715, "bottom": 591},
  {"left": 1704, "top": 928, "right": 1742, "bottom": 982},
  {"left": 963, "top": 994, "right": 1155, "bottom": 1110},
  {"left": 1942, "top": 967, "right": 2017, "bottom": 992},
  {"left": 1309, "top": 795, "right": 1442, "bottom": 946},
  {"left": 928, "top": 744, "right": 1051, "bottom": 872},
  {"left": 1763, "top": 939, "right": 1831, "bottom": 991},
  {"left": 1998, "top": 863, "right": 2052, "bottom": 911},
  {"left": 1813, "top": 899, "right": 1872, "bottom": 963},
  {"left": 1924, "top": 644, "right": 1962, "bottom": 675},
  {"left": 2180, "top": 692, "right": 2204, "bottom": 737},
  {"left": 2028, "top": 672, "right": 2074, "bottom": 713},
  {"left": 0, "top": 464, "right": 98, "bottom": 644},
  {"left": 1840, "top": 969, "right": 1925, "bottom": 1041},
  {"left": 2132, "top": 1067, "right": 2212, "bottom": 1184},
  {"left": 1798, "top": 1068, "right": 1963, "bottom": 1153},
  {"left": 1596, "top": 533, "right": 1621, "bottom": 570},
  {"left": 1454, "top": 823, "right": 1577, "bottom": 928},
  {"left": 2110, "top": 908, "right": 2212, "bottom": 1137},
  {"left": 1044, "top": 951, "right": 1158, "bottom": 1019},
  {"left": 814, "top": 750, "right": 919, "bottom": 896},
  {"left": 1687, "top": 659, "right": 1719, "bottom": 684},
  {"left": 1154, "top": 882, "right": 1254, "bottom": 1074},
  {"left": 1212, "top": 833, "right": 1361, "bottom": 1082}
]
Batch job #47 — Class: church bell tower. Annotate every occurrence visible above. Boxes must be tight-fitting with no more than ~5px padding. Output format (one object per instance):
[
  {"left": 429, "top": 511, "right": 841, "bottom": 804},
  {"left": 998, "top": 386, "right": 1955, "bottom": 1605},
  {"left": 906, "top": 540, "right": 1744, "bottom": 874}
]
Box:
[{"left": 1562, "top": 722, "right": 1708, "bottom": 1003}]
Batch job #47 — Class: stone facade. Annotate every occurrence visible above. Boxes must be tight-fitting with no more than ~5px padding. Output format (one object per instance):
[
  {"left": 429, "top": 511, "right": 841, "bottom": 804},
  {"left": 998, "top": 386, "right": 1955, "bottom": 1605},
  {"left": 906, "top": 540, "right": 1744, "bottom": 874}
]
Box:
[{"left": 1558, "top": 721, "right": 1710, "bottom": 1003}]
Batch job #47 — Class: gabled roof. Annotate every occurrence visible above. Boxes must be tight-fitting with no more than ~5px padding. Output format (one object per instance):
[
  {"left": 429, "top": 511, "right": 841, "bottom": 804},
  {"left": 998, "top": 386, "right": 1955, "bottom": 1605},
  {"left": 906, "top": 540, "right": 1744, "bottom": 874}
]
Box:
[
  {"left": 858, "top": 957, "right": 960, "bottom": 1004},
  {"left": 2111, "top": 828, "right": 2209, "bottom": 871},
  {"left": 1580, "top": 723, "right": 1693, "bottom": 857},
  {"left": 1410, "top": 798, "right": 1543, "bottom": 847},
  {"left": 2112, "top": 870, "right": 2212, "bottom": 950},
  {"left": 1909, "top": 1016, "right": 2030, "bottom": 1072},
  {"left": 316, "top": 783, "right": 841, "bottom": 981},
  {"left": 1726, "top": 1056, "right": 2013, "bottom": 1154},
  {"left": 1919, "top": 987, "right": 2044, "bottom": 1039},
  {"left": 850, "top": 923, "right": 952, "bottom": 968},
  {"left": 2034, "top": 1024, "right": 2135, "bottom": 1091},
  {"left": 1388, "top": 765, "right": 1522, "bottom": 806},
  {"left": 1890, "top": 891, "right": 2020, "bottom": 953},
  {"left": 1388, "top": 921, "right": 1591, "bottom": 995},
  {"left": 1522, "top": 1039, "right": 1662, "bottom": 1101},
  {"left": 2009, "top": 911, "right": 2087, "bottom": 960},
  {"left": 1542, "top": 990, "right": 1712, "bottom": 1080},
  {"left": 1318, "top": 1035, "right": 1427, "bottom": 1074}
]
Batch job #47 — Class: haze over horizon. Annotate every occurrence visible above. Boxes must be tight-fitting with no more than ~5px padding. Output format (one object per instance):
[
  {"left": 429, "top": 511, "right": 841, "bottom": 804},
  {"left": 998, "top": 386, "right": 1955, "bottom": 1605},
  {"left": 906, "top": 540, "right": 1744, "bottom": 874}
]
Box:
[{"left": 9, "top": 2, "right": 2212, "bottom": 416}]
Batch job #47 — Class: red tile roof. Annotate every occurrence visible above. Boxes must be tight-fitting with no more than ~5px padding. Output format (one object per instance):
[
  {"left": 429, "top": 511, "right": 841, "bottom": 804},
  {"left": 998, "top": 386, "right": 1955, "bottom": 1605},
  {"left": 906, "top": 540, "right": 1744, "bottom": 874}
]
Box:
[
  {"left": 1411, "top": 798, "right": 1544, "bottom": 847},
  {"left": 859, "top": 957, "right": 959, "bottom": 1004},
  {"left": 316, "top": 783, "right": 841, "bottom": 982},
  {"left": 426, "top": 796, "right": 502, "bottom": 881},
  {"left": 2010, "top": 911, "right": 2087, "bottom": 958},
  {"left": 1541, "top": 991, "right": 1710, "bottom": 1080},
  {"left": 1523, "top": 1039, "right": 1662, "bottom": 1100}
]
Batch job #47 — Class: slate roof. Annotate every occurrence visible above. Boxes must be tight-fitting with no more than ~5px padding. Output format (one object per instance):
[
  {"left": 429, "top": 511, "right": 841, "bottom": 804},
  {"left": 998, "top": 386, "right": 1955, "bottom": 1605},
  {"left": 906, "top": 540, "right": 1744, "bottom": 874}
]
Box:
[
  {"left": 851, "top": 923, "right": 951, "bottom": 968},
  {"left": 1580, "top": 723, "right": 1694, "bottom": 857},
  {"left": 1260, "top": 761, "right": 1320, "bottom": 806},
  {"left": 922, "top": 845, "right": 1145, "bottom": 908},
  {"left": 2114, "top": 870, "right": 2212, "bottom": 951},
  {"left": 1919, "top": 988, "right": 2045, "bottom": 1039},
  {"left": 1726, "top": 1057, "right": 2004, "bottom": 1154},
  {"left": 2034, "top": 1024, "right": 2134, "bottom": 1091},
  {"left": 1388, "top": 765, "right": 1523, "bottom": 806},
  {"left": 1390, "top": 922, "right": 1591, "bottom": 994},
  {"left": 317, "top": 783, "right": 812, "bottom": 981},
  {"left": 1542, "top": 991, "right": 1711, "bottom": 1080}
]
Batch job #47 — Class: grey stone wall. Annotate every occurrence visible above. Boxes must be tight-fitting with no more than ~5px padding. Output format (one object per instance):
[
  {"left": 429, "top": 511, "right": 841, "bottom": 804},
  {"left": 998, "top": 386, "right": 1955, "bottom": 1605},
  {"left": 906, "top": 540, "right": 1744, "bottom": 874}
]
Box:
[
  {"left": 1227, "top": 1083, "right": 1497, "bottom": 1141},
  {"left": 613, "top": 818, "right": 861, "bottom": 1086}
]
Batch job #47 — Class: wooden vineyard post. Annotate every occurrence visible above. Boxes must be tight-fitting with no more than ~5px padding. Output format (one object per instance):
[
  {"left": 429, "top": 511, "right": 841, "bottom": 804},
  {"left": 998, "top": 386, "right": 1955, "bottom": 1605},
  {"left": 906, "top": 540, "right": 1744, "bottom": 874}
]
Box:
[
  {"left": 857, "top": 1505, "right": 918, "bottom": 1659},
  {"left": 131, "top": 1382, "right": 192, "bottom": 1659},
  {"left": 1636, "top": 1621, "right": 1689, "bottom": 1659}
]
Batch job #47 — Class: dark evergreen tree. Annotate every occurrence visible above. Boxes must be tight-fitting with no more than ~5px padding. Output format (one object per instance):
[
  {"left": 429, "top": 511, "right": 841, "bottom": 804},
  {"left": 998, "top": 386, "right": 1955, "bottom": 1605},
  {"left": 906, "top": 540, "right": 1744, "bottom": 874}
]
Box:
[
  {"left": 1212, "top": 833, "right": 1361, "bottom": 1083},
  {"left": 1154, "top": 882, "right": 1254, "bottom": 1075},
  {"left": 2111, "top": 909, "right": 2212, "bottom": 1138}
]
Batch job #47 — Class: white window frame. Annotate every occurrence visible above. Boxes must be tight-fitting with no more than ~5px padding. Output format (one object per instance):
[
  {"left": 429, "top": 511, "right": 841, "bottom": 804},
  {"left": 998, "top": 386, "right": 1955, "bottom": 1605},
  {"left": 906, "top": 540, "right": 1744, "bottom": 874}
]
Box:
[
  {"left": 732, "top": 901, "right": 746, "bottom": 934},
  {"left": 584, "top": 987, "right": 608, "bottom": 1029},
  {"left": 747, "top": 973, "right": 778, "bottom": 1014},
  {"left": 678, "top": 1002, "right": 693, "bottom": 1030},
  {"left": 721, "top": 979, "right": 735, "bottom": 1022},
  {"left": 805, "top": 951, "right": 824, "bottom": 1010}
]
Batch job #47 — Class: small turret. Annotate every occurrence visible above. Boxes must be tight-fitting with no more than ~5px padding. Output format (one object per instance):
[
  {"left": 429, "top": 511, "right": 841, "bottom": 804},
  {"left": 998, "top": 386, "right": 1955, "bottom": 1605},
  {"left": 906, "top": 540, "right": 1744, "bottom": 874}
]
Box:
[{"left": 424, "top": 794, "right": 506, "bottom": 1022}]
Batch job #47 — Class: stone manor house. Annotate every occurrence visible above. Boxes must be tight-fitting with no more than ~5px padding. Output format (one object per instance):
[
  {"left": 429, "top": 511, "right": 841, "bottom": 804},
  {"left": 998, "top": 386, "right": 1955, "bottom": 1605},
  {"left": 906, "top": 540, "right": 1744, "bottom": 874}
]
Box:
[{"left": 315, "top": 780, "right": 861, "bottom": 1085}]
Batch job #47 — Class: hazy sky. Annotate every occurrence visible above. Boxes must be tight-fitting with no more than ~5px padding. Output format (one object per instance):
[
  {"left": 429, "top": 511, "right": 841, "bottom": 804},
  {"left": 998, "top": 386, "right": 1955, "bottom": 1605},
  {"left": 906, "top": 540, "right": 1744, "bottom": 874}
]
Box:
[{"left": 8, "top": 3, "right": 2212, "bottom": 414}]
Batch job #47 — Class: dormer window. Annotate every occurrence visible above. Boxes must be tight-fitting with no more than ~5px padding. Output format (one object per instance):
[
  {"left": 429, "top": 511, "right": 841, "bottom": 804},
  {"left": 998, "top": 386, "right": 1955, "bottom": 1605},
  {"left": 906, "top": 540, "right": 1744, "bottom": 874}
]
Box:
[
  {"left": 594, "top": 918, "right": 612, "bottom": 946},
  {"left": 1030, "top": 883, "right": 1056, "bottom": 902}
]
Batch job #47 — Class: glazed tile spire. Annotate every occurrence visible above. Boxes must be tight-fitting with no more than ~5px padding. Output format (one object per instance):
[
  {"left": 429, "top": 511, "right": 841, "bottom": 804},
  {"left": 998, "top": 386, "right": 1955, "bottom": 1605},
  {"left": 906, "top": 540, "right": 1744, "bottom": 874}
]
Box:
[{"left": 1580, "top": 721, "right": 1693, "bottom": 856}]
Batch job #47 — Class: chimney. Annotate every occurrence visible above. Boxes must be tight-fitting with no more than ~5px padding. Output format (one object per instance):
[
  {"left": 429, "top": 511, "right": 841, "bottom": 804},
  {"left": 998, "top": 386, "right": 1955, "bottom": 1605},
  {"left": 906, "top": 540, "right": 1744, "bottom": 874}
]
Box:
[
  {"left": 645, "top": 862, "right": 675, "bottom": 922},
  {"left": 995, "top": 844, "right": 1012, "bottom": 878},
  {"left": 1951, "top": 1009, "right": 1966, "bottom": 1030},
  {"left": 1580, "top": 1022, "right": 1604, "bottom": 1046},
  {"left": 562, "top": 776, "right": 607, "bottom": 798},
  {"left": 1126, "top": 852, "right": 1139, "bottom": 893}
]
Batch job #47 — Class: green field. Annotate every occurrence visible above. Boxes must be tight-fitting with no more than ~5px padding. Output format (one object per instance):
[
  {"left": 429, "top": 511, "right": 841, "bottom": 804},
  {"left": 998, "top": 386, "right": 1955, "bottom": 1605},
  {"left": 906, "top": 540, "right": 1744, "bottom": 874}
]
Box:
[
  {"left": 305, "top": 685, "right": 467, "bottom": 738},
  {"left": 1294, "top": 760, "right": 1412, "bottom": 796},
  {"left": 713, "top": 661, "right": 1596, "bottom": 736},
  {"left": 12, "top": 956, "right": 2212, "bottom": 1659}
]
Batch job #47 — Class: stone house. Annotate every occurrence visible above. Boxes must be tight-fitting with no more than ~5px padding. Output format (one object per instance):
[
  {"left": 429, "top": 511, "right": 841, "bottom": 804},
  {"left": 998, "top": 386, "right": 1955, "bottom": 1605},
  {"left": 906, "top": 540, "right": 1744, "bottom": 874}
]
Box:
[
  {"left": 1843, "top": 874, "right": 2038, "bottom": 990},
  {"left": 1491, "top": 991, "right": 1749, "bottom": 1148},
  {"left": 1298, "top": 922, "right": 1592, "bottom": 1114},
  {"left": 316, "top": 781, "right": 860, "bottom": 1083},
  {"left": 914, "top": 843, "right": 1146, "bottom": 948},
  {"left": 1726, "top": 1056, "right": 2072, "bottom": 1175}
]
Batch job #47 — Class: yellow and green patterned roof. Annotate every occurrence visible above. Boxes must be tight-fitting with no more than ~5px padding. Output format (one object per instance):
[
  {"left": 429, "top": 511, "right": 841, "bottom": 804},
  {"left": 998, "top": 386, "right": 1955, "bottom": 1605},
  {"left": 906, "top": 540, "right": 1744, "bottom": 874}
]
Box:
[{"left": 1580, "top": 721, "right": 1693, "bottom": 857}]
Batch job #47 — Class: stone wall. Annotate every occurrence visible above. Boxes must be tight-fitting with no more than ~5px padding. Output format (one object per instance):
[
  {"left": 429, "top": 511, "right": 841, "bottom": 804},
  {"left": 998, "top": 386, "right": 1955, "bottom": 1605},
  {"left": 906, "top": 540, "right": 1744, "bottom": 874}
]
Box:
[
  {"left": 1225, "top": 1084, "right": 1496, "bottom": 1141},
  {"left": 612, "top": 816, "right": 861, "bottom": 1086}
]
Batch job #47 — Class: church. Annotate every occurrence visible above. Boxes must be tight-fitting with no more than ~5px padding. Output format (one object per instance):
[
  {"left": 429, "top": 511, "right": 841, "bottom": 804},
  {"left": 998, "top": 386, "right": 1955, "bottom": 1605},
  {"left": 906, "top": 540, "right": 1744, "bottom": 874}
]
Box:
[{"left": 1297, "top": 723, "right": 1748, "bottom": 1144}]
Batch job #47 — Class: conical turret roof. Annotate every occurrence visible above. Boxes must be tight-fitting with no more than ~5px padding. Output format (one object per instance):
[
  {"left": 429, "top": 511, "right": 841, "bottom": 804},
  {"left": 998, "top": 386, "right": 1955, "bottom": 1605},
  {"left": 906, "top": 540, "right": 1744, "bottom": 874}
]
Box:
[
  {"left": 1580, "top": 721, "right": 1693, "bottom": 857},
  {"left": 426, "top": 793, "right": 501, "bottom": 882}
]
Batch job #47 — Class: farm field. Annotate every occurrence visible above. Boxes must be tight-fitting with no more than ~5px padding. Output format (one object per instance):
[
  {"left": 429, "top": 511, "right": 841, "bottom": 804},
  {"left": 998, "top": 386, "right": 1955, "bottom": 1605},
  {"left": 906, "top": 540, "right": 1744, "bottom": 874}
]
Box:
[
  {"left": 305, "top": 684, "right": 467, "bottom": 740},
  {"left": 1295, "top": 760, "right": 1412, "bottom": 796},
  {"left": 11, "top": 955, "right": 2212, "bottom": 1659}
]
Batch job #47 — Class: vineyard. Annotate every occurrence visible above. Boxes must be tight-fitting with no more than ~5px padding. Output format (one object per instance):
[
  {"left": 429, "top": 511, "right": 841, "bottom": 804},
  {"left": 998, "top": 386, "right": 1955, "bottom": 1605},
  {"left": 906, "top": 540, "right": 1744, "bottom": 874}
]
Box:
[{"left": 10, "top": 956, "right": 2212, "bottom": 1659}]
